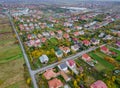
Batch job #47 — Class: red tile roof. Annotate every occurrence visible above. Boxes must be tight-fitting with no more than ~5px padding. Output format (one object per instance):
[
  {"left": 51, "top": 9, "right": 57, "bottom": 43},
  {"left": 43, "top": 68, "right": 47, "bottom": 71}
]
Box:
[
  {"left": 41, "top": 37, "right": 46, "bottom": 43},
  {"left": 100, "top": 46, "right": 109, "bottom": 52},
  {"left": 63, "top": 33, "right": 69, "bottom": 39},
  {"left": 48, "top": 78, "right": 63, "bottom": 88},
  {"left": 67, "top": 60, "right": 75, "bottom": 66},
  {"left": 90, "top": 80, "right": 107, "bottom": 88},
  {"left": 43, "top": 69, "right": 56, "bottom": 80},
  {"left": 82, "top": 54, "right": 91, "bottom": 62},
  {"left": 83, "top": 40, "right": 90, "bottom": 45}
]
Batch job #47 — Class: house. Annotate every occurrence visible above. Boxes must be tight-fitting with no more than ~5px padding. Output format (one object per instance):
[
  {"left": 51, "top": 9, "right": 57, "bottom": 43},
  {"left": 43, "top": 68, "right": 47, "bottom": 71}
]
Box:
[
  {"left": 42, "top": 32, "right": 50, "bottom": 37},
  {"left": 58, "top": 62, "right": 68, "bottom": 71},
  {"left": 57, "top": 30, "right": 63, "bottom": 35},
  {"left": 24, "top": 26, "right": 29, "bottom": 30},
  {"left": 63, "top": 33, "right": 70, "bottom": 39},
  {"left": 55, "top": 49, "right": 63, "bottom": 58},
  {"left": 64, "top": 28, "right": 71, "bottom": 33},
  {"left": 82, "top": 40, "right": 91, "bottom": 46},
  {"left": 79, "top": 31, "right": 84, "bottom": 35},
  {"left": 91, "top": 38, "right": 100, "bottom": 45},
  {"left": 43, "top": 69, "right": 57, "bottom": 80},
  {"left": 78, "top": 66, "right": 84, "bottom": 73},
  {"left": 72, "top": 38, "right": 79, "bottom": 44},
  {"left": 74, "top": 31, "right": 80, "bottom": 36},
  {"left": 82, "top": 54, "right": 92, "bottom": 62},
  {"left": 90, "top": 80, "right": 107, "bottom": 88},
  {"left": 50, "top": 31, "right": 55, "bottom": 37},
  {"left": 75, "top": 26, "right": 82, "bottom": 30},
  {"left": 27, "top": 34, "right": 32, "bottom": 39},
  {"left": 71, "top": 44, "right": 80, "bottom": 51},
  {"left": 60, "top": 71, "right": 71, "bottom": 82},
  {"left": 116, "top": 41, "right": 120, "bottom": 47},
  {"left": 60, "top": 46, "right": 70, "bottom": 54},
  {"left": 39, "top": 55, "right": 49, "bottom": 63},
  {"left": 35, "top": 39, "right": 41, "bottom": 46},
  {"left": 37, "top": 34, "right": 42, "bottom": 38},
  {"left": 56, "top": 34, "right": 62, "bottom": 40},
  {"left": 29, "top": 40, "right": 35, "bottom": 47},
  {"left": 64, "top": 85, "right": 71, "bottom": 88},
  {"left": 103, "top": 35, "right": 113, "bottom": 40},
  {"left": 66, "top": 59, "right": 79, "bottom": 74},
  {"left": 99, "top": 33, "right": 105, "bottom": 38},
  {"left": 19, "top": 24, "right": 24, "bottom": 30},
  {"left": 41, "top": 37, "right": 47, "bottom": 43},
  {"left": 66, "top": 60, "right": 76, "bottom": 68},
  {"left": 100, "top": 46, "right": 109, "bottom": 54},
  {"left": 64, "top": 22, "right": 73, "bottom": 27},
  {"left": 30, "top": 34, "right": 37, "bottom": 39},
  {"left": 48, "top": 78, "right": 63, "bottom": 88}
]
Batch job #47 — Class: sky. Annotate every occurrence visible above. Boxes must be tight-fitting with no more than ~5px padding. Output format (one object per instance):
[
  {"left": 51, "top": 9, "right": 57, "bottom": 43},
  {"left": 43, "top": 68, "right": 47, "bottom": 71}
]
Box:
[
  {"left": 1, "top": 0, "right": 120, "bottom": 1},
  {"left": 0, "top": 0, "right": 120, "bottom": 3}
]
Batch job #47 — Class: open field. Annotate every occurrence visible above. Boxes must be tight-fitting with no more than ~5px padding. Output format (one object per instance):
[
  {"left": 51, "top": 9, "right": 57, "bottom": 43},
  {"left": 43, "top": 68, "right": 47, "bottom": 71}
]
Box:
[
  {"left": 109, "top": 47, "right": 120, "bottom": 61},
  {"left": 0, "top": 15, "right": 28, "bottom": 88},
  {"left": 89, "top": 52, "right": 115, "bottom": 70},
  {"left": 0, "top": 59, "right": 28, "bottom": 88}
]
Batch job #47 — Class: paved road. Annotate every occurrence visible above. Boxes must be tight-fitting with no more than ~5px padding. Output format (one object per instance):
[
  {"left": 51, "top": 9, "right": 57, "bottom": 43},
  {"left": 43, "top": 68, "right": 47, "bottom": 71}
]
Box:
[
  {"left": 34, "top": 45, "right": 105, "bottom": 73},
  {"left": 6, "top": 12, "right": 106, "bottom": 88},
  {"left": 6, "top": 13, "right": 38, "bottom": 88}
]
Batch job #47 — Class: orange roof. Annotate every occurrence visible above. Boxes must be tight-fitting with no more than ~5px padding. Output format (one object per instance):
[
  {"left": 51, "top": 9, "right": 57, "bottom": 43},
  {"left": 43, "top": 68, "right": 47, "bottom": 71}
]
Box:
[
  {"left": 60, "top": 71, "right": 70, "bottom": 82},
  {"left": 63, "top": 33, "right": 69, "bottom": 39},
  {"left": 59, "top": 46, "right": 70, "bottom": 52},
  {"left": 57, "top": 30, "right": 62, "bottom": 34},
  {"left": 82, "top": 54, "right": 89, "bottom": 58},
  {"left": 41, "top": 37, "right": 46, "bottom": 43},
  {"left": 43, "top": 69, "right": 56, "bottom": 80},
  {"left": 83, "top": 40, "right": 90, "bottom": 45},
  {"left": 48, "top": 78, "right": 63, "bottom": 88},
  {"left": 74, "top": 31, "right": 80, "bottom": 36}
]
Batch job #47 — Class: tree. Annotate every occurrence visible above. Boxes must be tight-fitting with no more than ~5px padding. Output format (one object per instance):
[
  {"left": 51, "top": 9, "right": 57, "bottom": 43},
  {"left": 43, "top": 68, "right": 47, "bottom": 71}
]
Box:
[
  {"left": 74, "top": 80, "right": 79, "bottom": 88},
  {"left": 26, "top": 78, "right": 31, "bottom": 86}
]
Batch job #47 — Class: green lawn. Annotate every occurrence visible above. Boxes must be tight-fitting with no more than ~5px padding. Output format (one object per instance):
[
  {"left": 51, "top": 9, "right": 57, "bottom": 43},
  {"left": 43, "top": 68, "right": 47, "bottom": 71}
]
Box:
[
  {"left": 89, "top": 52, "right": 115, "bottom": 70},
  {"left": 0, "top": 16, "right": 28, "bottom": 88},
  {"left": 94, "top": 62, "right": 106, "bottom": 72},
  {"left": 109, "top": 47, "right": 120, "bottom": 61},
  {"left": 0, "top": 20, "right": 22, "bottom": 63},
  {"left": 0, "top": 44, "right": 22, "bottom": 63},
  {"left": 49, "top": 38, "right": 59, "bottom": 45}
]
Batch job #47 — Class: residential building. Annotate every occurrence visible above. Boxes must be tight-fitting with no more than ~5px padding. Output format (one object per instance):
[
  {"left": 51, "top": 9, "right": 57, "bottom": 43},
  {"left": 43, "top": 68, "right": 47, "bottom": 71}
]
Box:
[
  {"left": 39, "top": 55, "right": 49, "bottom": 63},
  {"left": 90, "top": 80, "right": 107, "bottom": 88},
  {"left": 63, "top": 33, "right": 70, "bottom": 39},
  {"left": 60, "top": 46, "right": 70, "bottom": 54},
  {"left": 100, "top": 46, "right": 109, "bottom": 54},
  {"left": 82, "top": 54, "right": 92, "bottom": 62},
  {"left": 58, "top": 62, "right": 68, "bottom": 72},
  {"left": 82, "top": 40, "right": 91, "bottom": 46},
  {"left": 66, "top": 60, "right": 76, "bottom": 69},
  {"left": 91, "top": 38, "right": 100, "bottom": 45},
  {"left": 60, "top": 71, "right": 71, "bottom": 82},
  {"left": 48, "top": 78, "right": 63, "bottom": 88},
  {"left": 71, "top": 44, "right": 80, "bottom": 51},
  {"left": 43, "top": 69, "right": 57, "bottom": 80},
  {"left": 55, "top": 49, "right": 63, "bottom": 58},
  {"left": 116, "top": 41, "right": 120, "bottom": 47}
]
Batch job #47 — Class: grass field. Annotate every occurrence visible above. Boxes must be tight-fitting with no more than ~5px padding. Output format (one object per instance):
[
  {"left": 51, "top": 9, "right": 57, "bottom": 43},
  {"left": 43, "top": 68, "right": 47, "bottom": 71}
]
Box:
[
  {"left": 0, "top": 15, "right": 28, "bottom": 88},
  {"left": 109, "top": 47, "right": 120, "bottom": 60},
  {"left": 89, "top": 52, "right": 115, "bottom": 70}
]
